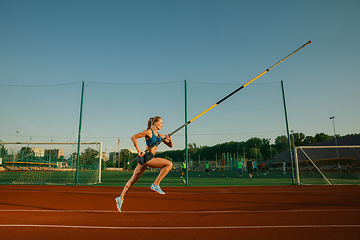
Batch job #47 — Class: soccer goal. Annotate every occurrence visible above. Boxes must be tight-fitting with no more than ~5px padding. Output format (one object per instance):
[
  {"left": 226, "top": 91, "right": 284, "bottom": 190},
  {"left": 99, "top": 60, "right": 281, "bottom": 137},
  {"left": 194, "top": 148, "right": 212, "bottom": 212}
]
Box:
[
  {"left": 293, "top": 146, "right": 360, "bottom": 185},
  {"left": 0, "top": 142, "right": 102, "bottom": 185}
]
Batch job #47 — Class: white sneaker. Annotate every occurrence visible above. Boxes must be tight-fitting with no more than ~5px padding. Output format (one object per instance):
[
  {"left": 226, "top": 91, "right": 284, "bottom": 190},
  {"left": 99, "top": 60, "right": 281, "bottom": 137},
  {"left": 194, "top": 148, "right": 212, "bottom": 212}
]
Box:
[
  {"left": 115, "top": 197, "right": 123, "bottom": 212},
  {"left": 150, "top": 183, "right": 165, "bottom": 194}
]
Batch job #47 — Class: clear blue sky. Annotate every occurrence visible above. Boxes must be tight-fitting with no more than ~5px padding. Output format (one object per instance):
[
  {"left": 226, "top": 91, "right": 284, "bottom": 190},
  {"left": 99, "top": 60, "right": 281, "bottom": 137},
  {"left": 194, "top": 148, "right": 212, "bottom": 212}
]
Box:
[{"left": 1, "top": 0, "right": 359, "bottom": 153}]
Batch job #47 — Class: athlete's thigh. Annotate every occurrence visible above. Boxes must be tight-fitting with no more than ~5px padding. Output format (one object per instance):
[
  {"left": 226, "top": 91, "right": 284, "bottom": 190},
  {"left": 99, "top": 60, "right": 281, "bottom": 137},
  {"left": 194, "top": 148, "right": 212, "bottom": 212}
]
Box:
[{"left": 145, "top": 157, "right": 171, "bottom": 168}]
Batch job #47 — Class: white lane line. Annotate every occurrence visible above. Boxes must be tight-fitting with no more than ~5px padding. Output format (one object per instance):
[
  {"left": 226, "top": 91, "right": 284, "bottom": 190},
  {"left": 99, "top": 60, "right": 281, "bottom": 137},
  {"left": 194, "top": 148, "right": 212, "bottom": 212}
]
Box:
[
  {"left": 1, "top": 209, "right": 359, "bottom": 214},
  {"left": 0, "top": 224, "right": 359, "bottom": 230},
  {"left": 1, "top": 188, "right": 358, "bottom": 195}
]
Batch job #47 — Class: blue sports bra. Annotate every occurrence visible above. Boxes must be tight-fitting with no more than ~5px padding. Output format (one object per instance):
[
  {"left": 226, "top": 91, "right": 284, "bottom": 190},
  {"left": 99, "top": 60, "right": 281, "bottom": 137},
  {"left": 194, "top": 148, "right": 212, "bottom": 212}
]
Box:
[{"left": 146, "top": 128, "right": 162, "bottom": 146}]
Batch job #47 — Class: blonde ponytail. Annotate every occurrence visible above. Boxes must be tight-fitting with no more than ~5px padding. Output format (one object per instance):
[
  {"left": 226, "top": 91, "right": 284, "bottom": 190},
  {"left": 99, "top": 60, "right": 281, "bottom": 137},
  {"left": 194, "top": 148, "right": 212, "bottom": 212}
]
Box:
[{"left": 147, "top": 117, "right": 154, "bottom": 129}]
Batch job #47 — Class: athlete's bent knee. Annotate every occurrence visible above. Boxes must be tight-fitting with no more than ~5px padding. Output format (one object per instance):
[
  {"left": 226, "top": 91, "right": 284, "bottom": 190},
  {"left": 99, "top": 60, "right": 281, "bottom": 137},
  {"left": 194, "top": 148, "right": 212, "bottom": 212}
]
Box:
[{"left": 164, "top": 161, "right": 173, "bottom": 170}]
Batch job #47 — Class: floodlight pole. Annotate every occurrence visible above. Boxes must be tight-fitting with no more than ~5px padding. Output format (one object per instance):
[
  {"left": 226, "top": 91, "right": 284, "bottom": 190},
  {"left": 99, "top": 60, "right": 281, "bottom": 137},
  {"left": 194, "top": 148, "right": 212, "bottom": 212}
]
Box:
[
  {"left": 185, "top": 80, "right": 189, "bottom": 186},
  {"left": 269, "top": 138, "right": 272, "bottom": 158},
  {"left": 281, "top": 80, "right": 296, "bottom": 185},
  {"left": 330, "top": 116, "right": 339, "bottom": 158},
  {"left": 75, "top": 81, "right": 85, "bottom": 185}
]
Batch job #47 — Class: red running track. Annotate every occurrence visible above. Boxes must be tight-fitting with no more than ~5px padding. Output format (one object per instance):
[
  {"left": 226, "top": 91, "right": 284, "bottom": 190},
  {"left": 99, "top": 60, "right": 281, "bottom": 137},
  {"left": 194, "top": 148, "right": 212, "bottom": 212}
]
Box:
[{"left": 0, "top": 185, "right": 359, "bottom": 240}]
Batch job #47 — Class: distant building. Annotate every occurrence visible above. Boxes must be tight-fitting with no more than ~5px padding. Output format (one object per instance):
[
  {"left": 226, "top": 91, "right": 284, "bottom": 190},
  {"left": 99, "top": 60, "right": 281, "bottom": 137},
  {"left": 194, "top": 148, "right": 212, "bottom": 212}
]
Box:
[
  {"left": 109, "top": 152, "right": 120, "bottom": 163},
  {"left": 30, "top": 148, "right": 45, "bottom": 157},
  {"left": 44, "top": 149, "right": 64, "bottom": 158},
  {"left": 101, "top": 152, "right": 108, "bottom": 161},
  {"left": 109, "top": 149, "right": 137, "bottom": 162}
]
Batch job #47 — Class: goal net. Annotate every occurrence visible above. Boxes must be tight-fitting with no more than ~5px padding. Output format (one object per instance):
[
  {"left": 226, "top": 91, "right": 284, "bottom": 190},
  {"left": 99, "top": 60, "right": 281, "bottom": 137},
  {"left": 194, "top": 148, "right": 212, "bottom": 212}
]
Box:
[
  {"left": 294, "top": 146, "right": 360, "bottom": 185},
  {"left": 0, "top": 142, "right": 102, "bottom": 185}
]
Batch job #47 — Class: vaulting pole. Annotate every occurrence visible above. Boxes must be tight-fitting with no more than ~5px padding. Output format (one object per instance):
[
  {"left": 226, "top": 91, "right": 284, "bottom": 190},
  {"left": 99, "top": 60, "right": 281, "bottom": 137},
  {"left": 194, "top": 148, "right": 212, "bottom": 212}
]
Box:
[{"left": 128, "top": 40, "right": 311, "bottom": 165}]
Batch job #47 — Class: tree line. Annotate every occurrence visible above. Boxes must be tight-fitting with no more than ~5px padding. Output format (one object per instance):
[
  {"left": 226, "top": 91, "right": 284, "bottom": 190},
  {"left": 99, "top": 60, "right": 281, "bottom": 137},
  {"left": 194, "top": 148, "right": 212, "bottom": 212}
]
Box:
[
  {"left": 2, "top": 132, "right": 357, "bottom": 169},
  {"left": 155, "top": 133, "right": 358, "bottom": 164},
  {"left": 0, "top": 145, "right": 99, "bottom": 167}
]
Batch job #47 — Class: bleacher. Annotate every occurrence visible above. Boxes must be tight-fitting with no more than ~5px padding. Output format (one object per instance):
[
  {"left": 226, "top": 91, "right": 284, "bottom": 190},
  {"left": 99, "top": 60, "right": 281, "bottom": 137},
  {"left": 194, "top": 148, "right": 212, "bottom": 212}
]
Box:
[{"left": 4, "top": 162, "right": 58, "bottom": 171}]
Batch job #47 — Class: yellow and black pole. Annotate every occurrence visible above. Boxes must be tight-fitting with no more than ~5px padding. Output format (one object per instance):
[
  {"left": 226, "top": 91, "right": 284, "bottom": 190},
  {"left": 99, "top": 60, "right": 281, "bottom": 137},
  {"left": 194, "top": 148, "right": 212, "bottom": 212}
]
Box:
[{"left": 127, "top": 40, "right": 311, "bottom": 165}]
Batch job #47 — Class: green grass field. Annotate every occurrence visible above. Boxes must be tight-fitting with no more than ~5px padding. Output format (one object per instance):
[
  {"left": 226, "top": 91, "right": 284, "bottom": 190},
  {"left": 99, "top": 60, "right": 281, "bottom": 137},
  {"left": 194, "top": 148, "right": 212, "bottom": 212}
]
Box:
[
  {"left": 2, "top": 169, "right": 359, "bottom": 186},
  {"left": 99, "top": 170, "right": 296, "bottom": 187}
]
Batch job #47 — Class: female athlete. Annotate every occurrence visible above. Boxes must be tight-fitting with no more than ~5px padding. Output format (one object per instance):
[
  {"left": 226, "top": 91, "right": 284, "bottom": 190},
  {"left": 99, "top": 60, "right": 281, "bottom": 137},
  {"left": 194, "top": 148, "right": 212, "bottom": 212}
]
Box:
[{"left": 115, "top": 116, "right": 173, "bottom": 212}]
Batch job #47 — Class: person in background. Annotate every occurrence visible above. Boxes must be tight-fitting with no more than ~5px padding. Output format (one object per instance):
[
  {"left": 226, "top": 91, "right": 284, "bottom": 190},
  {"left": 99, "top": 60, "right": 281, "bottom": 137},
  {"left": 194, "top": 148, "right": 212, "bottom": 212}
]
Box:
[
  {"left": 181, "top": 159, "right": 187, "bottom": 178},
  {"left": 260, "top": 161, "right": 266, "bottom": 175},
  {"left": 205, "top": 162, "right": 210, "bottom": 176},
  {"left": 238, "top": 158, "right": 243, "bottom": 178},
  {"left": 337, "top": 161, "right": 342, "bottom": 173},
  {"left": 283, "top": 161, "right": 287, "bottom": 175},
  {"left": 246, "top": 159, "right": 254, "bottom": 180},
  {"left": 253, "top": 160, "right": 258, "bottom": 177},
  {"left": 265, "top": 162, "right": 269, "bottom": 175}
]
